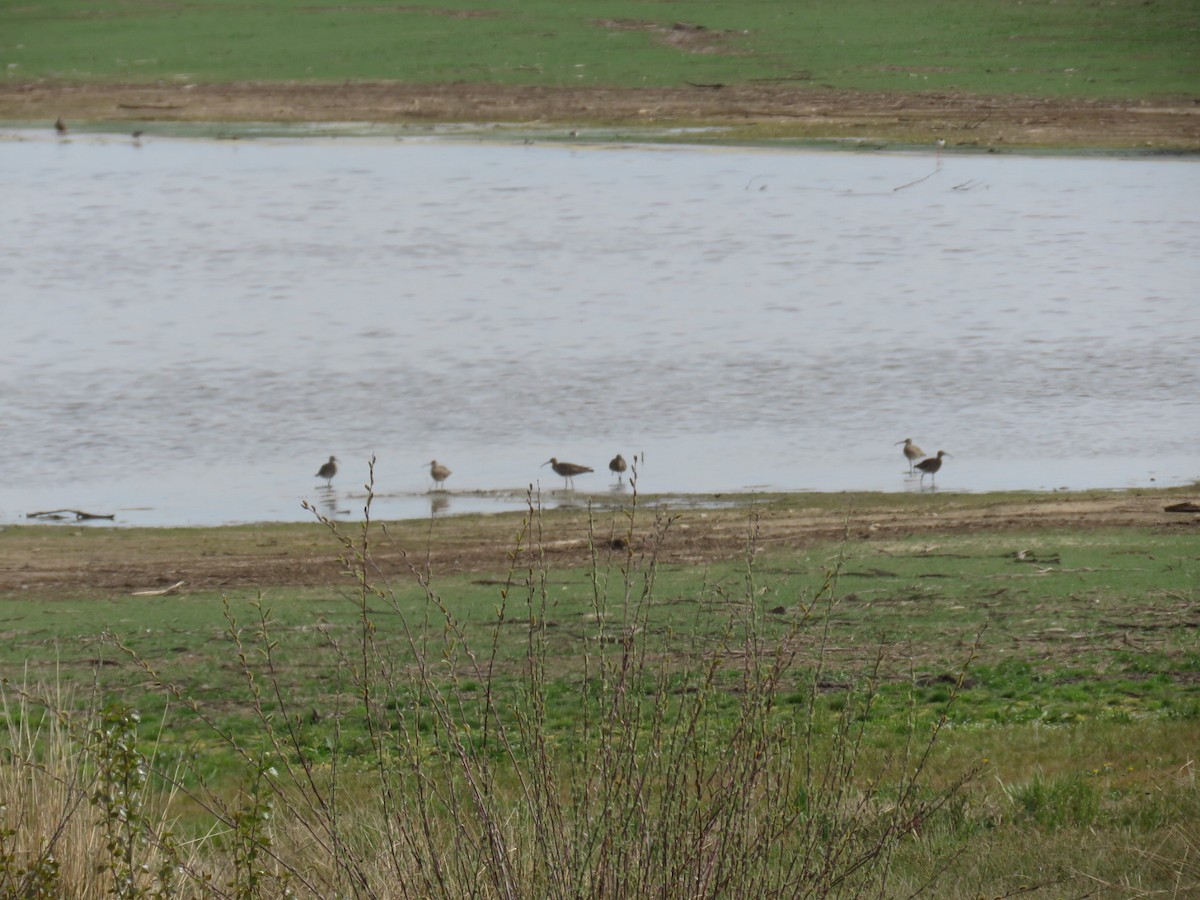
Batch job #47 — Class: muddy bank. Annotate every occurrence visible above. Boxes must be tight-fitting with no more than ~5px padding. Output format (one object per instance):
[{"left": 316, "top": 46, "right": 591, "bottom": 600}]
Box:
[
  {"left": 2, "top": 490, "right": 1196, "bottom": 598},
  {"left": 3, "top": 81, "right": 1198, "bottom": 150}
]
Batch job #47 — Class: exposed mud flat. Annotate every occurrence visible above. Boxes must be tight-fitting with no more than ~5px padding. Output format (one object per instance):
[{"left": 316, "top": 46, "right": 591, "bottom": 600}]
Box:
[
  {"left": 2, "top": 490, "right": 1196, "bottom": 597},
  {"left": 3, "top": 81, "right": 1198, "bottom": 150}
]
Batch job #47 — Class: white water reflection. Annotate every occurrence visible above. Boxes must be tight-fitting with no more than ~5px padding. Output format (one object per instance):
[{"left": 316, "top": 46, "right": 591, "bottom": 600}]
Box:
[{"left": 1, "top": 131, "right": 1197, "bottom": 526}]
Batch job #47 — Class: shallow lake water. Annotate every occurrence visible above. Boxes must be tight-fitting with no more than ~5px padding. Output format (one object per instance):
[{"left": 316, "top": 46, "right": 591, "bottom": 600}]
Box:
[{"left": 2, "top": 129, "right": 1197, "bottom": 526}]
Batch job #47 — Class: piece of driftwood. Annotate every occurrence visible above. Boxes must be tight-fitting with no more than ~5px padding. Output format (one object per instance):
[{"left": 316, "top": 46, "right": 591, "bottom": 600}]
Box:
[
  {"left": 1164, "top": 501, "right": 1200, "bottom": 513},
  {"left": 132, "top": 581, "right": 185, "bottom": 597},
  {"left": 26, "top": 509, "right": 116, "bottom": 521}
]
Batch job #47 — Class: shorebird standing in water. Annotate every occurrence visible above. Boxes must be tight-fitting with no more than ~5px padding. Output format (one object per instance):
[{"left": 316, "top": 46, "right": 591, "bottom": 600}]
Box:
[
  {"left": 427, "top": 460, "right": 451, "bottom": 490},
  {"left": 54, "top": 117, "right": 67, "bottom": 136},
  {"left": 895, "top": 438, "right": 925, "bottom": 475},
  {"left": 315, "top": 455, "right": 338, "bottom": 488},
  {"left": 915, "top": 450, "right": 950, "bottom": 487},
  {"left": 543, "top": 457, "right": 593, "bottom": 490},
  {"left": 609, "top": 453, "right": 627, "bottom": 483}
]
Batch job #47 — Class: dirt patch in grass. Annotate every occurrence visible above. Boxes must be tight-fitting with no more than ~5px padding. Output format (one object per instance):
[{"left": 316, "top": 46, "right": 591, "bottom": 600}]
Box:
[
  {"left": 2, "top": 81, "right": 1198, "bottom": 149},
  {"left": 596, "top": 19, "right": 737, "bottom": 54},
  {"left": 1, "top": 489, "right": 1196, "bottom": 598}
]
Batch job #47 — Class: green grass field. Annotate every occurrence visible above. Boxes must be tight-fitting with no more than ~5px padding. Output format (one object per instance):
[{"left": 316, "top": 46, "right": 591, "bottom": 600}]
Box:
[
  {"left": 5, "top": 0, "right": 1198, "bottom": 100},
  {"left": 6, "top": 526, "right": 1198, "bottom": 741},
  {"left": 2, "top": 499, "right": 1197, "bottom": 896}
]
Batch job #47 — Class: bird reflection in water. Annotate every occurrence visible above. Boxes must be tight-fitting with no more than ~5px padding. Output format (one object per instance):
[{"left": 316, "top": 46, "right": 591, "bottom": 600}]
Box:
[
  {"left": 430, "top": 493, "right": 451, "bottom": 516},
  {"left": 315, "top": 484, "right": 341, "bottom": 517}
]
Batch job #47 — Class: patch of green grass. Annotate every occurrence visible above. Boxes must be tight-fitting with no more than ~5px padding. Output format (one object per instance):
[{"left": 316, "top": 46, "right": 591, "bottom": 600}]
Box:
[
  {"left": 2, "top": 522, "right": 1196, "bottom": 765},
  {"left": 4, "top": 0, "right": 1197, "bottom": 99},
  {"left": 1009, "top": 770, "right": 1102, "bottom": 829}
]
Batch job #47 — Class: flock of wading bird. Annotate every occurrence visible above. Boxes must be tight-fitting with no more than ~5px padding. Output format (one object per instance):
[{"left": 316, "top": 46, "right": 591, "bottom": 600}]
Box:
[
  {"left": 314, "top": 443, "right": 949, "bottom": 496},
  {"left": 313, "top": 453, "right": 635, "bottom": 493}
]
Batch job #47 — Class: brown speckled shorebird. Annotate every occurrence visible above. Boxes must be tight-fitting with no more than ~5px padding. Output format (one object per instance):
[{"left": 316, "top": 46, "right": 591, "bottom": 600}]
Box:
[
  {"left": 895, "top": 438, "right": 924, "bottom": 474},
  {"left": 54, "top": 117, "right": 67, "bottom": 136},
  {"left": 427, "top": 459, "right": 451, "bottom": 490},
  {"left": 315, "top": 455, "right": 338, "bottom": 487},
  {"left": 609, "top": 453, "right": 627, "bottom": 483},
  {"left": 543, "top": 457, "right": 593, "bottom": 490},
  {"left": 915, "top": 450, "right": 949, "bottom": 486}
]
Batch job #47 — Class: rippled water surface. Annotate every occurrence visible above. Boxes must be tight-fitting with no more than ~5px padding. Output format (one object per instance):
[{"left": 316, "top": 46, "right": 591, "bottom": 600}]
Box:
[{"left": 2, "top": 131, "right": 1197, "bottom": 525}]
